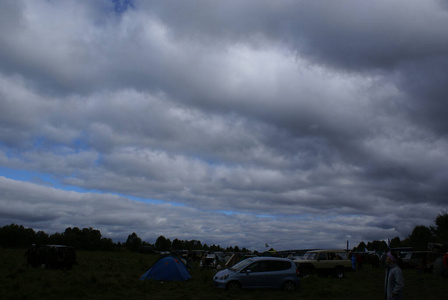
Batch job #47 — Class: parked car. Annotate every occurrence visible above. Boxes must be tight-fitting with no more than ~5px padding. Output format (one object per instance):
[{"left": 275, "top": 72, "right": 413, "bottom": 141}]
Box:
[
  {"left": 213, "top": 256, "right": 300, "bottom": 290},
  {"left": 402, "top": 251, "right": 440, "bottom": 271},
  {"left": 26, "top": 244, "right": 76, "bottom": 269},
  {"left": 294, "top": 249, "right": 352, "bottom": 278}
]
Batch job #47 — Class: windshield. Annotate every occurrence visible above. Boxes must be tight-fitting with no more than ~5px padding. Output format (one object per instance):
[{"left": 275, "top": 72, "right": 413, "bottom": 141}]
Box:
[
  {"left": 302, "top": 252, "right": 318, "bottom": 260},
  {"left": 230, "top": 258, "right": 254, "bottom": 272}
]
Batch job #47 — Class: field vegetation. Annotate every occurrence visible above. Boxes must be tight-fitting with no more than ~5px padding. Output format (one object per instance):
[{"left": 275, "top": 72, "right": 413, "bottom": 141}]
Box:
[{"left": 0, "top": 247, "right": 446, "bottom": 300}]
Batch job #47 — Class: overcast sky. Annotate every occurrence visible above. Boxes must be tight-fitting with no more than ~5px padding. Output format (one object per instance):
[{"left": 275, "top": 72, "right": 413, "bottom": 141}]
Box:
[{"left": 1, "top": 0, "right": 448, "bottom": 251}]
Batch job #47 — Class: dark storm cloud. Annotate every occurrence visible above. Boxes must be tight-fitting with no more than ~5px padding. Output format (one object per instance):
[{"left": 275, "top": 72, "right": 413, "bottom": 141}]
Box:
[
  {"left": 139, "top": 0, "right": 448, "bottom": 133},
  {"left": 138, "top": 0, "right": 448, "bottom": 68}
]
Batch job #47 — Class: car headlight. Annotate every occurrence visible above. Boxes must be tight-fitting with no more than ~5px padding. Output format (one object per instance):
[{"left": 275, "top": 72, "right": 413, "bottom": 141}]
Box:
[{"left": 218, "top": 274, "right": 229, "bottom": 280}]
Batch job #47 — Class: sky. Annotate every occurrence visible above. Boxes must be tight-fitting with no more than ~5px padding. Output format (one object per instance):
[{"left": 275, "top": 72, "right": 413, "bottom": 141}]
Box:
[{"left": 1, "top": 0, "right": 448, "bottom": 252}]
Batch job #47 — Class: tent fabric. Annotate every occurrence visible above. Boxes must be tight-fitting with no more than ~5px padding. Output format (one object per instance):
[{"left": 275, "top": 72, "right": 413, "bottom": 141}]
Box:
[
  {"left": 140, "top": 256, "right": 191, "bottom": 281},
  {"left": 225, "top": 253, "right": 239, "bottom": 268}
]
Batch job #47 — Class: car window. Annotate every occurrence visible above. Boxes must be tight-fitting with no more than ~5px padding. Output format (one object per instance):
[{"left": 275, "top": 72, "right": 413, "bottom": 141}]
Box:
[
  {"left": 303, "top": 252, "right": 317, "bottom": 260},
  {"left": 327, "top": 252, "right": 336, "bottom": 260},
  {"left": 335, "top": 252, "right": 348, "bottom": 260},
  {"left": 318, "top": 252, "right": 327, "bottom": 260},
  {"left": 246, "top": 261, "right": 269, "bottom": 272},
  {"left": 231, "top": 258, "right": 254, "bottom": 271},
  {"left": 267, "top": 261, "right": 291, "bottom": 271}
]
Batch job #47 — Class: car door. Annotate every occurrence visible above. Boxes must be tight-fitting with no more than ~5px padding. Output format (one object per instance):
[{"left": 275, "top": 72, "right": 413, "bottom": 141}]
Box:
[
  {"left": 239, "top": 260, "right": 269, "bottom": 288},
  {"left": 316, "top": 252, "right": 329, "bottom": 270},
  {"left": 264, "top": 260, "right": 292, "bottom": 288}
]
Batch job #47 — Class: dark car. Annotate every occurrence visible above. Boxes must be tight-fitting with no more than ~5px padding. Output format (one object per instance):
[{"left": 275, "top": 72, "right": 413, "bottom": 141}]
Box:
[
  {"left": 213, "top": 256, "right": 300, "bottom": 290},
  {"left": 294, "top": 249, "right": 352, "bottom": 278},
  {"left": 26, "top": 244, "right": 76, "bottom": 269},
  {"left": 402, "top": 251, "right": 440, "bottom": 271}
]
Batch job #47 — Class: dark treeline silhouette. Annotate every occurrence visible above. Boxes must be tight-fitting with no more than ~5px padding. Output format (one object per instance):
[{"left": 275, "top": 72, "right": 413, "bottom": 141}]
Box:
[
  {"left": 0, "top": 224, "right": 239, "bottom": 252},
  {"left": 0, "top": 224, "right": 115, "bottom": 251},
  {"left": 352, "top": 213, "right": 448, "bottom": 252},
  {"left": 1, "top": 213, "right": 447, "bottom": 252}
]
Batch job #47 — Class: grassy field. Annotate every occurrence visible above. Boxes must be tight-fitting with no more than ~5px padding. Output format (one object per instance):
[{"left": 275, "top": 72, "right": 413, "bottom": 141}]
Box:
[{"left": 0, "top": 248, "right": 446, "bottom": 300}]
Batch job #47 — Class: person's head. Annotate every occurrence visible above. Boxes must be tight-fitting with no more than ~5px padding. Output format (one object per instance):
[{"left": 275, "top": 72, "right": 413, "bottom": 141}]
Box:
[{"left": 386, "top": 251, "right": 399, "bottom": 265}]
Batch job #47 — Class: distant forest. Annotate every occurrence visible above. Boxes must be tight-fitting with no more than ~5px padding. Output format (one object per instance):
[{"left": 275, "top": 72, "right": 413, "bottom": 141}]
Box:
[
  {"left": 1, "top": 213, "right": 447, "bottom": 253},
  {"left": 0, "top": 224, "right": 244, "bottom": 253}
]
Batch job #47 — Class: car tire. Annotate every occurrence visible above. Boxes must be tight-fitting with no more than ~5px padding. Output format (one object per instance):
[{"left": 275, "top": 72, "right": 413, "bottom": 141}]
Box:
[
  {"left": 335, "top": 267, "right": 344, "bottom": 278},
  {"left": 301, "top": 266, "right": 313, "bottom": 277},
  {"left": 226, "top": 281, "right": 240, "bottom": 290},
  {"left": 283, "top": 280, "right": 296, "bottom": 291}
]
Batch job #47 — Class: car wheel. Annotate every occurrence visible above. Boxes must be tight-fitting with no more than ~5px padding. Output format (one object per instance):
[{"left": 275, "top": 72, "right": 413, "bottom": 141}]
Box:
[
  {"left": 283, "top": 280, "right": 296, "bottom": 291},
  {"left": 226, "top": 281, "right": 240, "bottom": 290},
  {"left": 301, "top": 266, "right": 313, "bottom": 277},
  {"left": 335, "top": 267, "right": 344, "bottom": 278}
]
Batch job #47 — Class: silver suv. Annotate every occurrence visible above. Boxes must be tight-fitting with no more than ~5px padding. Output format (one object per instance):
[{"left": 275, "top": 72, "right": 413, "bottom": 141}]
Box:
[
  {"left": 213, "top": 257, "right": 300, "bottom": 290},
  {"left": 294, "top": 249, "right": 352, "bottom": 278}
]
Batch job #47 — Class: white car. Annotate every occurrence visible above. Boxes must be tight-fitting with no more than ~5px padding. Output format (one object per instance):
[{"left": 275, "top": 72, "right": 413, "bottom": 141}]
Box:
[{"left": 214, "top": 257, "right": 300, "bottom": 290}]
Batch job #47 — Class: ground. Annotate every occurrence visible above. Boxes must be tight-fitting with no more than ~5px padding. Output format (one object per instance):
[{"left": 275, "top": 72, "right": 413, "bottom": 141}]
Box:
[{"left": 0, "top": 248, "right": 446, "bottom": 300}]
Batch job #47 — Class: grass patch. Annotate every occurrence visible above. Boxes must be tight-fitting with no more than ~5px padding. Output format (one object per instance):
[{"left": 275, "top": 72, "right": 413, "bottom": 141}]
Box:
[{"left": 1, "top": 248, "right": 446, "bottom": 299}]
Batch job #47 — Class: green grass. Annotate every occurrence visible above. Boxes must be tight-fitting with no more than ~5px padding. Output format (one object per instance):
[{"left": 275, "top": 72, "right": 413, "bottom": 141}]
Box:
[{"left": 1, "top": 248, "right": 446, "bottom": 299}]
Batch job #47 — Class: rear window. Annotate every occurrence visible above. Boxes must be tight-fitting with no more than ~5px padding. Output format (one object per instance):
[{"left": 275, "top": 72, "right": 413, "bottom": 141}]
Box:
[{"left": 268, "top": 260, "right": 292, "bottom": 271}]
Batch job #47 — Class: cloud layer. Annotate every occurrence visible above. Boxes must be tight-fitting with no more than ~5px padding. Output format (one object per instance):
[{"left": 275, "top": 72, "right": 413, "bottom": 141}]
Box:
[{"left": 1, "top": 0, "right": 448, "bottom": 250}]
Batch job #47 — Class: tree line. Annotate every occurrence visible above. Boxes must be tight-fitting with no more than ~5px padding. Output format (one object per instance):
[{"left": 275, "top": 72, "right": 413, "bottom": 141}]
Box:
[
  {"left": 1, "top": 213, "right": 446, "bottom": 253},
  {"left": 0, "top": 224, "right": 244, "bottom": 253},
  {"left": 352, "top": 213, "right": 448, "bottom": 252},
  {"left": 0, "top": 224, "right": 116, "bottom": 251}
]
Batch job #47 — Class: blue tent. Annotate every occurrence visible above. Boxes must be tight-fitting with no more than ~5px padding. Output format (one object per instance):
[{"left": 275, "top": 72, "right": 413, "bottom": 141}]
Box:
[{"left": 140, "top": 256, "right": 191, "bottom": 281}]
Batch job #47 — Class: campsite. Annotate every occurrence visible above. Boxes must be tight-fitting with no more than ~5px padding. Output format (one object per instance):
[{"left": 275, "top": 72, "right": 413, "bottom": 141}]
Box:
[{"left": 1, "top": 247, "right": 446, "bottom": 300}]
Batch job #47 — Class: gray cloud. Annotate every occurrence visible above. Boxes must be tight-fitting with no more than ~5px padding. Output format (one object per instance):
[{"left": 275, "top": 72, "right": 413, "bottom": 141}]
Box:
[
  {"left": 1, "top": 0, "right": 448, "bottom": 250},
  {"left": 3, "top": 176, "right": 436, "bottom": 250}
]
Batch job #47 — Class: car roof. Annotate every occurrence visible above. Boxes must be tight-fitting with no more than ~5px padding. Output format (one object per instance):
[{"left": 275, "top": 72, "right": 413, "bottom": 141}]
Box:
[
  {"left": 249, "top": 256, "right": 292, "bottom": 261},
  {"left": 306, "top": 249, "right": 347, "bottom": 252}
]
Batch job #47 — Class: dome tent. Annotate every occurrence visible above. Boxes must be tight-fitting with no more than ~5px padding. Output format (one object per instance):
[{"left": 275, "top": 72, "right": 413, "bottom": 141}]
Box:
[{"left": 140, "top": 256, "right": 191, "bottom": 281}]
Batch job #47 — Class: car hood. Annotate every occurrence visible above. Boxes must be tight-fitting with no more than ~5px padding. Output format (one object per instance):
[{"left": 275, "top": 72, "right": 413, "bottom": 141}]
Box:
[{"left": 215, "top": 268, "right": 234, "bottom": 278}]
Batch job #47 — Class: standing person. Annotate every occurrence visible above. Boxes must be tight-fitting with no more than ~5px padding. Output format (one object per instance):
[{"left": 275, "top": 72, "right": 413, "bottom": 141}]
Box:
[
  {"left": 357, "top": 253, "right": 363, "bottom": 270},
  {"left": 200, "top": 253, "right": 207, "bottom": 271},
  {"left": 384, "top": 251, "right": 404, "bottom": 300},
  {"left": 351, "top": 254, "right": 356, "bottom": 271}
]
